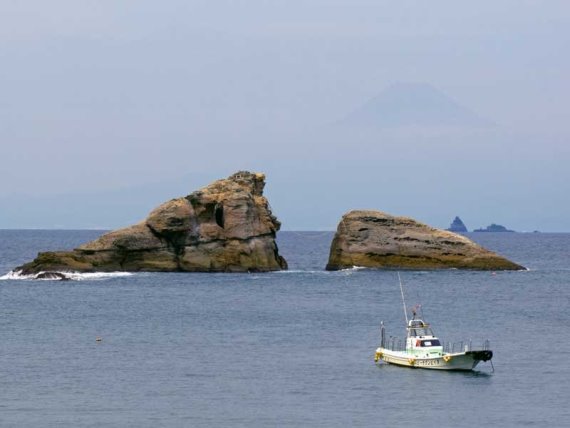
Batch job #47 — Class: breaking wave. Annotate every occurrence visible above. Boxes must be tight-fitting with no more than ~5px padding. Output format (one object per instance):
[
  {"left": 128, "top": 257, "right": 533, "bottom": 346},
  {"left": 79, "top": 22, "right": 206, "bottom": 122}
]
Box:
[
  {"left": 272, "top": 269, "right": 329, "bottom": 274},
  {"left": 339, "top": 266, "right": 367, "bottom": 272},
  {"left": 0, "top": 270, "right": 134, "bottom": 281}
]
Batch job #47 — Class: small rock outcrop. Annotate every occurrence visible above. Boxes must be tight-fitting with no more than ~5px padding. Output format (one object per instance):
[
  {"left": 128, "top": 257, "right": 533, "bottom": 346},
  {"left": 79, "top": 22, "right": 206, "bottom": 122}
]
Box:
[
  {"left": 17, "top": 172, "right": 287, "bottom": 274},
  {"left": 447, "top": 216, "right": 468, "bottom": 233},
  {"left": 474, "top": 224, "right": 515, "bottom": 232},
  {"left": 34, "top": 272, "right": 70, "bottom": 280},
  {"left": 326, "top": 210, "right": 523, "bottom": 271}
]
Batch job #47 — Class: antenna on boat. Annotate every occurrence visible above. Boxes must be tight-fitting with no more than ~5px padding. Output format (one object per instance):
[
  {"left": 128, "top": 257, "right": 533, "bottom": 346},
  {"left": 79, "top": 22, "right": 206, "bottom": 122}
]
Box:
[{"left": 398, "top": 272, "right": 409, "bottom": 324}]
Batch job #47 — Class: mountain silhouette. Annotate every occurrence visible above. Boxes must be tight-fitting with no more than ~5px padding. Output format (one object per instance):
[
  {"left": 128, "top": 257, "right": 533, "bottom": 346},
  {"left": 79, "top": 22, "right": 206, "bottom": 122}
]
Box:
[{"left": 336, "top": 82, "right": 495, "bottom": 129}]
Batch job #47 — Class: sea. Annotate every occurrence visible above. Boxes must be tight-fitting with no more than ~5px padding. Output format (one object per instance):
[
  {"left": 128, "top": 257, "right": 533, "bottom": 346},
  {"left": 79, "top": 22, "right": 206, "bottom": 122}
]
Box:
[{"left": 0, "top": 230, "right": 569, "bottom": 427}]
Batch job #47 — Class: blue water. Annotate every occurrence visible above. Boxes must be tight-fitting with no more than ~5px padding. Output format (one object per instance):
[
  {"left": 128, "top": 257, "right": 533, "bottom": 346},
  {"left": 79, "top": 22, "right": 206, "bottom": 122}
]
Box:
[{"left": 1, "top": 230, "right": 569, "bottom": 427}]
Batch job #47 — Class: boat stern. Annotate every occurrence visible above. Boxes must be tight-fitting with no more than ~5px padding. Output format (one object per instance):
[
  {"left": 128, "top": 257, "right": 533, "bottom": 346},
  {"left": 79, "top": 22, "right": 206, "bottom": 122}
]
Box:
[{"left": 466, "top": 349, "right": 493, "bottom": 362}]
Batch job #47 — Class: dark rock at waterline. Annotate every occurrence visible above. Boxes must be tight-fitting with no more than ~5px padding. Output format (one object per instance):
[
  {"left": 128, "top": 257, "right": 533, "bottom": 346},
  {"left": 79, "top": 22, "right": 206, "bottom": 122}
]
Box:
[
  {"left": 17, "top": 172, "right": 287, "bottom": 274},
  {"left": 326, "top": 210, "right": 524, "bottom": 271},
  {"left": 35, "top": 272, "right": 70, "bottom": 280}
]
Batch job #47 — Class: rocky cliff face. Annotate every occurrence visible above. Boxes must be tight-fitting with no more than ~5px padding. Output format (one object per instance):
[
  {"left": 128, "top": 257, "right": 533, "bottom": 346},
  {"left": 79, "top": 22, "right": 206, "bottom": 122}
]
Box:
[
  {"left": 17, "top": 172, "right": 287, "bottom": 274},
  {"left": 326, "top": 210, "right": 523, "bottom": 271}
]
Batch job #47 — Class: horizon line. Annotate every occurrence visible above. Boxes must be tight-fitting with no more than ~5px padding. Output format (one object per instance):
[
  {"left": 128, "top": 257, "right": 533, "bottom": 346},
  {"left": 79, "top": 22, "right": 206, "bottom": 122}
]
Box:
[{"left": 0, "top": 228, "right": 566, "bottom": 233}]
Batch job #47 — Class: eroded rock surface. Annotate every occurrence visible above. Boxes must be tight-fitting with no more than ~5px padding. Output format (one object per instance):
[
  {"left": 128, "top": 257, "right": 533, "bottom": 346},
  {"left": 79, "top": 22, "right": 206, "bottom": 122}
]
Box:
[
  {"left": 326, "top": 210, "right": 523, "bottom": 271},
  {"left": 17, "top": 172, "right": 287, "bottom": 273}
]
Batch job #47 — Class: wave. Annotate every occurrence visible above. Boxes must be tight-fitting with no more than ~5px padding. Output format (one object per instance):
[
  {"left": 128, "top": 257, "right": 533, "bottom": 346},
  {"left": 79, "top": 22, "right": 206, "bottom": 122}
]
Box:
[
  {"left": 0, "top": 270, "right": 134, "bottom": 281},
  {"left": 339, "top": 266, "right": 367, "bottom": 272},
  {"left": 272, "top": 269, "right": 328, "bottom": 274},
  {"left": 273, "top": 266, "right": 367, "bottom": 274}
]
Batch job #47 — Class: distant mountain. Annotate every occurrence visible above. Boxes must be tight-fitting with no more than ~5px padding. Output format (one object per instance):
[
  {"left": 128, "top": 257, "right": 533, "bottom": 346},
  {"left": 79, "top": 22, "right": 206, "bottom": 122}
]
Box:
[{"left": 336, "top": 82, "right": 495, "bottom": 129}]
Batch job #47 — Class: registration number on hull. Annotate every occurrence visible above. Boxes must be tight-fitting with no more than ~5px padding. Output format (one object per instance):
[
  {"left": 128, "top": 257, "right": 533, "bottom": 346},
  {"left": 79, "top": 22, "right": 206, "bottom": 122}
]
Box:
[
  {"left": 383, "top": 356, "right": 442, "bottom": 367},
  {"left": 416, "top": 359, "right": 442, "bottom": 367}
]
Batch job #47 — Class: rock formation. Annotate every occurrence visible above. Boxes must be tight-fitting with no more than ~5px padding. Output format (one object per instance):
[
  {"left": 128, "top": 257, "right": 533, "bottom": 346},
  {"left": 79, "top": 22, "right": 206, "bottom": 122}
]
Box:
[
  {"left": 473, "top": 224, "right": 515, "bottom": 232},
  {"left": 17, "top": 172, "right": 287, "bottom": 274},
  {"left": 326, "top": 210, "right": 523, "bottom": 271},
  {"left": 447, "top": 216, "right": 468, "bottom": 233},
  {"left": 34, "top": 272, "right": 70, "bottom": 280}
]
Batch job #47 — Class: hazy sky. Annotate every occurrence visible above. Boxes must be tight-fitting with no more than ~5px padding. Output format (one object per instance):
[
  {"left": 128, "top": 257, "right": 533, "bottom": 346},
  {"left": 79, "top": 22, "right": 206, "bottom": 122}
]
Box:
[{"left": 1, "top": 1, "right": 569, "bottom": 230}]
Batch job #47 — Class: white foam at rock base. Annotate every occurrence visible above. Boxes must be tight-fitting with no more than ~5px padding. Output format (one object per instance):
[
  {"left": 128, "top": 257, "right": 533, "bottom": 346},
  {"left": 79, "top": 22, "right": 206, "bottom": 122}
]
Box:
[{"left": 0, "top": 270, "right": 134, "bottom": 281}]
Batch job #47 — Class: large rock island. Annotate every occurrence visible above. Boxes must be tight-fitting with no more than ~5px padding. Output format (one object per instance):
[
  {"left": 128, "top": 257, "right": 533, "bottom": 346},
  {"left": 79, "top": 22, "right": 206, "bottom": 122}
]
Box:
[
  {"left": 17, "top": 171, "right": 287, "bottom": 274},
  {"left": 326, "top": 210, "right": 523, "bottom": 271}
]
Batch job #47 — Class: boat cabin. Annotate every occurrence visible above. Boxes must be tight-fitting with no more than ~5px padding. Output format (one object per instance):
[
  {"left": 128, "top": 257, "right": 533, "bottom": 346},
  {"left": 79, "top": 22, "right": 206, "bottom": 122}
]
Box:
[
  {"left": 407, "top": 319, "right": 434, "bottom": 338},
  {"left": 406, "top": 319, "right": 443, "bottom": 355}
]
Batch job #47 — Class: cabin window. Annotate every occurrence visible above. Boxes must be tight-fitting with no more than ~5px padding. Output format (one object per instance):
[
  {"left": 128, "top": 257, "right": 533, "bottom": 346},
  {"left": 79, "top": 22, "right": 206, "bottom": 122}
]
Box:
[{"left": 421, "top": 339, "right": 441, "bottom": 347}]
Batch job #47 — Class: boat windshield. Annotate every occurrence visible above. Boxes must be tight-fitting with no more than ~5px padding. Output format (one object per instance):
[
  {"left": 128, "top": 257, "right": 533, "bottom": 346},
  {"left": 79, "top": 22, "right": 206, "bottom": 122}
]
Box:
[
  {"left": 407, "top": 320, "right": 433, "bottom": 337},
  {"left": 420, "top": 339, "right": 441, "bottom": 347}
]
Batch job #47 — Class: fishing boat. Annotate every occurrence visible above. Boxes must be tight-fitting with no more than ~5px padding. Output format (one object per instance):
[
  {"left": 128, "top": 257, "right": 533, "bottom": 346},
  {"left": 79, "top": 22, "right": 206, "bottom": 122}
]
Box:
[{"left": 374, "top": 275, "right": 493, "bottom": 371}]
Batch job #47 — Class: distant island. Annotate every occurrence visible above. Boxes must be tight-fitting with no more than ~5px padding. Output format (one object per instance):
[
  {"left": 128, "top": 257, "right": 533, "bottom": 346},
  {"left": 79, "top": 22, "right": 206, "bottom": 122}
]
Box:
[
  {"left": 447, "top": 216, "right": 468, "bottom": 233},
  {"left": 473, "top": 224, "right": 515, "bottom": 233},
  {"left": 447, "top": 218, "right": 517, "bottom": 233}
]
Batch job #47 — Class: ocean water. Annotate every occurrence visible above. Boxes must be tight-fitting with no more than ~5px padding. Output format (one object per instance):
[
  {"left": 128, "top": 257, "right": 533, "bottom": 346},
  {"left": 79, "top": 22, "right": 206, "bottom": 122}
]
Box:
[{"left": 0, "top": 230, "right": 569, "bottom": 427}]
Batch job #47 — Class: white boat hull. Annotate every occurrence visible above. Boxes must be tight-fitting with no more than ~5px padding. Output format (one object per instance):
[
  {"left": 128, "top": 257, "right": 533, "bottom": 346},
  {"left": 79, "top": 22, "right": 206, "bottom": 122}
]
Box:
[{"left": 375, "top": 348, "right": 492, "bottom": 371}]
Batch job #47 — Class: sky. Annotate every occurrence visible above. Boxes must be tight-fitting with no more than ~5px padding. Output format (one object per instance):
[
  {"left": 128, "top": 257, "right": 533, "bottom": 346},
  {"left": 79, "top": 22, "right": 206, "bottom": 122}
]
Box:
[{"left": 0, "top": 1, "right": 569, "bottom": 231}]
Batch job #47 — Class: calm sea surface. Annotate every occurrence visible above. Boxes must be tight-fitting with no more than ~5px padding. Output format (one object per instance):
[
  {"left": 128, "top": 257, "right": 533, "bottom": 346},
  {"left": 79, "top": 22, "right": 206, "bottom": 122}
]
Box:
[{"left": 1, "top": 230, "right": 569, "bottom": 427}]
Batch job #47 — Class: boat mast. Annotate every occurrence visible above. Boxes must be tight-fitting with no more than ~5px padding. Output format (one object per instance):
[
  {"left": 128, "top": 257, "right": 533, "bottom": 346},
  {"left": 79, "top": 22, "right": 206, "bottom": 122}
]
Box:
[{"left": 398, "top": 272, "right": 409, "bottom": 324}]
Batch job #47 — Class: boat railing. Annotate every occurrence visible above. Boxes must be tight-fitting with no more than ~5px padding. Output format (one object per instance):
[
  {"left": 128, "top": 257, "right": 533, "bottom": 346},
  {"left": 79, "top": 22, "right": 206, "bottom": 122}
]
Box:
[
  {"left": 382, "top": 336, "right": 491, "bottom": 354},
  {"left": 382, "top": 337, "right": 491, "bottom": 354},
  {"left": 385, "top": 337, "right": 406, "bottom": 352},
  {"left": 442, "top": 339, "right": 491, "bottom": 354}
]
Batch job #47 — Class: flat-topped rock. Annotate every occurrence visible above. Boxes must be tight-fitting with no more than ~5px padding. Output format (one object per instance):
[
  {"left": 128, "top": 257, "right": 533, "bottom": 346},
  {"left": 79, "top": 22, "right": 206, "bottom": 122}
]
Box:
[
  {"left": 326, "top": 210, "right": 523, "bottom": 271},
  {"left": 474, "top": 224, "right": 515, "bottom": 232},
  {"left": 17, "top": 171, "right": 287, "bottom": 274}
]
